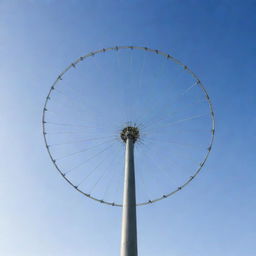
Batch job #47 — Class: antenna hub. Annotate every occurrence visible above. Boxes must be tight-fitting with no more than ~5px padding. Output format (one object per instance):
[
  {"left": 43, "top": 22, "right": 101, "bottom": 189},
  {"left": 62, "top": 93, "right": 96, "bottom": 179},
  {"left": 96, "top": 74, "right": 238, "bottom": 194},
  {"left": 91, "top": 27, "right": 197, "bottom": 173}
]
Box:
[{"left": 120, "top": 126, "right": 140, "bottom": 142}]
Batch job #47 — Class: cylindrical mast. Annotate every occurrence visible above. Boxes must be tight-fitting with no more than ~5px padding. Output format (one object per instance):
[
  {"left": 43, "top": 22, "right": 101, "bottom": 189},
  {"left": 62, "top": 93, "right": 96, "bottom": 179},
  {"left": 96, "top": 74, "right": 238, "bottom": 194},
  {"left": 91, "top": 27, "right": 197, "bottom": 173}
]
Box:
[{"left": 120, "top": 132, "right": 138, "bottom": 256}]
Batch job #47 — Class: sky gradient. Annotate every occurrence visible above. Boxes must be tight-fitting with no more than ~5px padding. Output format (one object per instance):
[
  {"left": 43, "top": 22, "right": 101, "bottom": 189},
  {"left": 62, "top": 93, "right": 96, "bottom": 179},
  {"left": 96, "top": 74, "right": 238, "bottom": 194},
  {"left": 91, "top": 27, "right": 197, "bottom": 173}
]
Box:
[{"left": 0, "top": 1, "right": 256, "bottom": 256}]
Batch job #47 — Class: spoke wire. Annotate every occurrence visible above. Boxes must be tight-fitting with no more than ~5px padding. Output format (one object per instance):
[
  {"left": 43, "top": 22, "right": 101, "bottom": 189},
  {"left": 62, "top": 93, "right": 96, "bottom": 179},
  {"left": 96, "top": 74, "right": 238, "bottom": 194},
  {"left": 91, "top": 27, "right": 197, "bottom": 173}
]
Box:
[
  {"left": 144, "top": 113, "right": 209, "bottom": 133},
  {"left": 65, "top": 142, "right": 115, "bottom": 174},
  {"left": 137, "top": 144, "right": 174, "bottom": 193},
  {"left": 146, "top": 137, "right": 205, "bottom": 149},
  {"left": 51, "top": 88, "right": 108, "bottom": 127},
  {"left": 76, "top": 145, "right": 115, "bottom": 187},
  {"left": 45, "top": 121, "right": 93, "bottom": 128},
  {"left": 49, "top": 135, "right": 117, "bottom": 147},
  {"left": 55, "top": 138, "right": 116, "bottom": 161},
  {"left": 134, "top": 67, "right": 191, "bottom": 125},
  {"left": 98, "top": 146, "right": 123, "bottom": 201},
  {"left": 88, "top": 144, "right": 121, "bottom": 195},
  {"left": 45, "top": 131, "right": 91, "bottom": 135},
  {"left": 141, "top": 141, "right": 175, "bottom": 179},
  {"left": 141, "top": 81, "right": 200, "bottom": 129},
  {"left": 52, "top": 88, "right": 93, "bottom": 116},
  {"left": 135, "top": 150, "right": 151, "bottom": 201},
  {"left": 143, "top": 136, "right": 205, "bottom": 167}
]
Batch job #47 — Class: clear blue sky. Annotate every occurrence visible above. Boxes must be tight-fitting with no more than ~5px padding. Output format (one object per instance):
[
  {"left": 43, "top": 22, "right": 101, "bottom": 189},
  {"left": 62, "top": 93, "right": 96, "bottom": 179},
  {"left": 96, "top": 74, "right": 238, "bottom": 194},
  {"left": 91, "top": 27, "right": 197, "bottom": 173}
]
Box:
[{"left": 0, "top": 1, "right": 256, "bottom": 256}]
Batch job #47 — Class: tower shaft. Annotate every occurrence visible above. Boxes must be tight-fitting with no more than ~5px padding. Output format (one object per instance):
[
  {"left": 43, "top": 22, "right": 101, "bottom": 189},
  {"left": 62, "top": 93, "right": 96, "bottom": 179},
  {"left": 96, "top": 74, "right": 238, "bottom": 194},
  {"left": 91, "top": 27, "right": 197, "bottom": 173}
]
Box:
[{"left": 120, "top": 136, "right": 138, "bottom": 256}]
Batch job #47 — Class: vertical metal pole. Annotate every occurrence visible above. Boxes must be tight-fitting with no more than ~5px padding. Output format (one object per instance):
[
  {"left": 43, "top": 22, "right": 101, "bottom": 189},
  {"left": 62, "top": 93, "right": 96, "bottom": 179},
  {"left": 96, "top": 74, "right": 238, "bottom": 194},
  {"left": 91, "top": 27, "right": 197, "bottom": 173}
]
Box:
[{"left": 120, "top": 134, "right": 138, "bottom": 256}]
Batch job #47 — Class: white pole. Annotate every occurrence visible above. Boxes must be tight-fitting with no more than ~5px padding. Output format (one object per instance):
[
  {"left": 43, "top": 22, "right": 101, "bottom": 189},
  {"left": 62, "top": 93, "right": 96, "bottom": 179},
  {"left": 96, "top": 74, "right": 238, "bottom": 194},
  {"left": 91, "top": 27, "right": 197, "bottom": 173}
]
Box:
[{"left": 120, "top": 132, "right": 138, "bottom": 256}]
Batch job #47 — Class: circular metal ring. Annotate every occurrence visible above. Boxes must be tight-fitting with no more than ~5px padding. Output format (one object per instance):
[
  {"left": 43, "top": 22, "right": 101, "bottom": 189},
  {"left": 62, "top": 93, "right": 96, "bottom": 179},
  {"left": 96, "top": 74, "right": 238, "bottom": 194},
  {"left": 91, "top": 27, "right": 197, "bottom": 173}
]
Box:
[{"left": 42, "top": 46, "right": 215, "bottom": 207}]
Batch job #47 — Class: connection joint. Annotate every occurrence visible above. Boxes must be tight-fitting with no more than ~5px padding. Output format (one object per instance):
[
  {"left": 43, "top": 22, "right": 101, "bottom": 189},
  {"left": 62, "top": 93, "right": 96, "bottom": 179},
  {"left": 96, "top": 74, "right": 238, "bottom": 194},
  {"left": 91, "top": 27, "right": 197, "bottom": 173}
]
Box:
[{"left": 120, "top": 126, "right": 140, "bottom": 143}]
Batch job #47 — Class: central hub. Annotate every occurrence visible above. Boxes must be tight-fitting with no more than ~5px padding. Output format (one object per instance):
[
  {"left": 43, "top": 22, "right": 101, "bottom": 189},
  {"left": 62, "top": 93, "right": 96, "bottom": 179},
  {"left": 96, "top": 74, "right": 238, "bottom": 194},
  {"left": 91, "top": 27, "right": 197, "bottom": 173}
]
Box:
[{"left": 120, "top": 126, "right": 140, "bottom": 142}]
